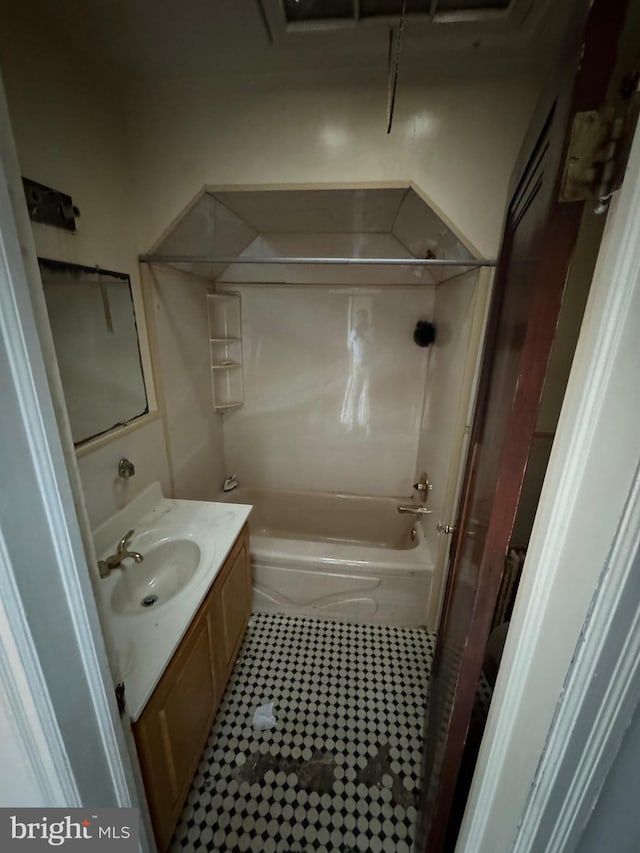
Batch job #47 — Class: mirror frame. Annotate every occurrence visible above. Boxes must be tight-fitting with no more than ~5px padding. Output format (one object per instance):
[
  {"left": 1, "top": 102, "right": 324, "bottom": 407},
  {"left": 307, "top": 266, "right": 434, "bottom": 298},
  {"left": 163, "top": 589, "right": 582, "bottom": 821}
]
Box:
[{"left": 38, "top": 257, "right": 150, "bottom": 447}]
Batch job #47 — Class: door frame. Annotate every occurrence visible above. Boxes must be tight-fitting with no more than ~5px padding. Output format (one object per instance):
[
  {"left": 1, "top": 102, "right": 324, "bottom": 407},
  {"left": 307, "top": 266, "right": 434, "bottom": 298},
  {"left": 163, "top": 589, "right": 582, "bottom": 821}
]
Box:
[
  {"left": 0, "top": 76, "right": 150, "bottom": 846},
  {"left": 424, "top": 266, "right": 494, "bottom": 631},
  {"left": 456, "top": 118, "right": 640, "bottom": 851},
  {"left": 2, "top": 33, "right": 640, "bottom": 853}
]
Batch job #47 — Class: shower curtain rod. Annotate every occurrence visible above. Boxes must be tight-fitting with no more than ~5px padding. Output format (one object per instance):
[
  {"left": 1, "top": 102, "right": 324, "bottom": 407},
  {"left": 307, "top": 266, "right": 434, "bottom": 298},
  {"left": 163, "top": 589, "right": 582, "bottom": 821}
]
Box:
[{"left": 139, "top": 255, "right": 497, "bottom": 268}]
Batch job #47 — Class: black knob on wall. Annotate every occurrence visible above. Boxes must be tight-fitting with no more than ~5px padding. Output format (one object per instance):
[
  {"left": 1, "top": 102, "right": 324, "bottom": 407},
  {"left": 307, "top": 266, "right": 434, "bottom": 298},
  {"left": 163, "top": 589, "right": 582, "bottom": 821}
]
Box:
[{"left": 414, "top": 321, "right": 436, "bottom": 347}]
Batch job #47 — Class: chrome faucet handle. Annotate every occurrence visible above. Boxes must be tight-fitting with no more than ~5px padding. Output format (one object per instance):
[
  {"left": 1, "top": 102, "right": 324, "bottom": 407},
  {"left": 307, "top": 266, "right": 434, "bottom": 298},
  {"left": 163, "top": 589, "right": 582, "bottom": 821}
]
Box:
[
  {"left": 119, "top": 530, "right": 144, "bottom": 564},
  {"left": 118, "top": 529, "right": 135, "bottom": 553},
  {"left": 397, "top": 504, "right": 432, "bottom": 516},
  {"left": 98, "top": 530, "right": 143, "bottom": 579},
  {"left": 413, "top": 472, "right": 432, "bottom": 491},
  {"left": 413, "top": 472, "right": 432, "bottom": 503}
]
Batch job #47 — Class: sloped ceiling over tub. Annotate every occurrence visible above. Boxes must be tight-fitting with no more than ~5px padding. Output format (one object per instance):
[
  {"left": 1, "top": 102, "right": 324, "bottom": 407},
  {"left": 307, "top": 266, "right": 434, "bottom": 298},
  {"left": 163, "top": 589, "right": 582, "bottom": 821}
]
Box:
[{"left": 150, "top": 186, "right": 476, "bottom": 286}]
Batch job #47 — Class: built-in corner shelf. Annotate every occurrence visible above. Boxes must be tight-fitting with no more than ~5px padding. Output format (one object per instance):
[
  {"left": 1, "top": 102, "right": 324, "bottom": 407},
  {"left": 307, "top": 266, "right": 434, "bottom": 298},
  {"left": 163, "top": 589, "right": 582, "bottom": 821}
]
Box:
[{"left": 207, "top": 293, "right": 244, "bottom": 412}]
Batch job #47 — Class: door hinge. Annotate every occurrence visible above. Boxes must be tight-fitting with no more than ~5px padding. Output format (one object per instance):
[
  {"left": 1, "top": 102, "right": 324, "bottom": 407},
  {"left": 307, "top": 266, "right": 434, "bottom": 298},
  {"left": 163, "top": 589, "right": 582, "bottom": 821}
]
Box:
[
  {"left": 115, "top": 682, "right": 126, "bottom": 715},
  {"left": 561, "top": 70, "right": 640, "bottom": 210},
  {"left": 437, "top": 522, "right": 456, "bottom": 535}
]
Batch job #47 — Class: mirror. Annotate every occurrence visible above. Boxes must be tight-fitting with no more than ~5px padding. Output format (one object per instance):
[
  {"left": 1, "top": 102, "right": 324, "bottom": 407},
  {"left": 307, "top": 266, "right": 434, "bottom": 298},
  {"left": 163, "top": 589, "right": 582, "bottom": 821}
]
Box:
[{"left": 39, "top": 258, "right": 149, "bottom": 445}]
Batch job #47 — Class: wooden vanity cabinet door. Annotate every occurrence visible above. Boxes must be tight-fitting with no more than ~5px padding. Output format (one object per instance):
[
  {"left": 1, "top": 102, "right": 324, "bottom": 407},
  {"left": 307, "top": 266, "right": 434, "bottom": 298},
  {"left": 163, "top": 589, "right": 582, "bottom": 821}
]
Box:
[
  {"left": 133, "top": 596, "right": 222, "bottom": 852},
  {"left": 216, "top": 525, "right": 252, "bottom": 676}
]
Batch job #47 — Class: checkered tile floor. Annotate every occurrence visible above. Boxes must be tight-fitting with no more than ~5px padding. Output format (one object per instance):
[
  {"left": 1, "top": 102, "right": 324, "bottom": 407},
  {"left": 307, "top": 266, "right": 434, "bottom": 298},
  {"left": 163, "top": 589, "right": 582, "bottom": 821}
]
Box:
[{"left": 170, "top": 613, "right": 435, "bottom": 853}]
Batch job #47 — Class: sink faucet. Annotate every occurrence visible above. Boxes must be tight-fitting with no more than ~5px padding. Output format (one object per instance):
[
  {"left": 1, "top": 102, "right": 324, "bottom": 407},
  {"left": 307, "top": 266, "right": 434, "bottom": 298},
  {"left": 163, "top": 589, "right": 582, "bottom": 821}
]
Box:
[{"left": 98, "top": 530, "right": 144, "bottom": 579}]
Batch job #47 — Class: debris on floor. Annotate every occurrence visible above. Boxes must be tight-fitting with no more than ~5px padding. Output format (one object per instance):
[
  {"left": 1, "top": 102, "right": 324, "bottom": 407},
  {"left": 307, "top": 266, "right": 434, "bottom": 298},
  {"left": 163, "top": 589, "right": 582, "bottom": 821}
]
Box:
[
  {"left": 171, "top": 613, "right": 435, "bottom": 853},
  {"left": 252, "top": 702, "right": 277, "bottom": 731}
]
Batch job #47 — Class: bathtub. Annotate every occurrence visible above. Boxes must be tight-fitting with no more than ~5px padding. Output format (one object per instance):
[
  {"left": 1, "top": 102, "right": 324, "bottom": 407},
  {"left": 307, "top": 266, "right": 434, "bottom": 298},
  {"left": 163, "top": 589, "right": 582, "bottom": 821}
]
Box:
[{"left": 222, "top": 488, "right": 434, "bottom": 627}]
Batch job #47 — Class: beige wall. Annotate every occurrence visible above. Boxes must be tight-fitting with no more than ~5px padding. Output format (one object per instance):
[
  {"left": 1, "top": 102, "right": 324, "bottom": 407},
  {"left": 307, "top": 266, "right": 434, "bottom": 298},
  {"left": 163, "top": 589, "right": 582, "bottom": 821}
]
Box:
[
  {"left": 126, "top": 71, "right": 540, "bottom": 260},
  {"left": 0, "top": 6, "right": 541, "bottom": 528},
  {"left": 148, "top": 266, "right": 226, "bottom": 501},
  {"left": 0, "top": 24, "right": 133, "bottom": 273},
  {"left": 76, "top": 418, "right": 172, "bottom": 528},
  {"left": 0, "top": 9, "right": 171, "bottom": 527}
]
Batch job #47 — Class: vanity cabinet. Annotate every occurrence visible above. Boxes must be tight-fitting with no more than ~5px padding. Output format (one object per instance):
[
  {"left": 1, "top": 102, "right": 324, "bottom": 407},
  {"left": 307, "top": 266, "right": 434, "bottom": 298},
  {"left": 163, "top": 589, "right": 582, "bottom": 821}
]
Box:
[
  {"left": 133, "top": 524, "right": 251, "bottom": 852},
  {"left": 219, "top": 542, "right": 252, "bottom": 674}
]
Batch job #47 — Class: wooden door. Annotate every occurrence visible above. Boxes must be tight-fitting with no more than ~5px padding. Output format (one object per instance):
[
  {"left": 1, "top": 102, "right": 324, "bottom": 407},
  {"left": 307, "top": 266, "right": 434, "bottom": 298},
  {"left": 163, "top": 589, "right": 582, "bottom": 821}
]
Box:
[{"left": 418, "top": 1, "right": 630, "bottom": 849}]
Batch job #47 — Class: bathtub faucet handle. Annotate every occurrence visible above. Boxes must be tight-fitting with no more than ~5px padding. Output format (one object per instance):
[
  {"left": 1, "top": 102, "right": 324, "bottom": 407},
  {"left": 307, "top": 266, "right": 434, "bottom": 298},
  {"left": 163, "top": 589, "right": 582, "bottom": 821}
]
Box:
[
  {"left": 397, "top": 504, "right": 432, "bottom": 516},
  {"left": 413, "top": 472, "right": 432, "bottom": 503}
]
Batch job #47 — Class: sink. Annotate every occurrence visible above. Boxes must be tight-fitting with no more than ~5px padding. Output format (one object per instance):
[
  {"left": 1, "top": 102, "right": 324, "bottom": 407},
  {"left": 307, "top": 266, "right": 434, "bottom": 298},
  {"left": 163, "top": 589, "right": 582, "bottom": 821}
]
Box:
[{"left": 110, "top": 539, "right": 202, "bottom": 615}]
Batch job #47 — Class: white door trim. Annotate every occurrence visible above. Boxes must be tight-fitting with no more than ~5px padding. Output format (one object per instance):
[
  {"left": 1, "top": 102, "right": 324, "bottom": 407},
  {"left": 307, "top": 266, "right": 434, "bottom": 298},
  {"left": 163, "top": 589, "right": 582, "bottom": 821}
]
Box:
[
  {"left": 0, "top": 197, "right": 133, "bottom": 804},
  {"left": 456, "top": 117, "right": 640, "bottom": 851},
  {"left": 517, "top": 460, "right": 640, "bottom": 852},
  {"left": 0, "top": 528, "right": 77, "bottom": 806}
]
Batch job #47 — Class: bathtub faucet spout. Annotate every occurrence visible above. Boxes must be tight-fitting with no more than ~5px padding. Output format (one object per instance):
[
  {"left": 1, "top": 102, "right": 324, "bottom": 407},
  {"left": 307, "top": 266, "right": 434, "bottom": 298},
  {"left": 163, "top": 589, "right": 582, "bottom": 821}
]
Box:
[{"left": 397, "top": 504, "right": 432, "bottom": 516}]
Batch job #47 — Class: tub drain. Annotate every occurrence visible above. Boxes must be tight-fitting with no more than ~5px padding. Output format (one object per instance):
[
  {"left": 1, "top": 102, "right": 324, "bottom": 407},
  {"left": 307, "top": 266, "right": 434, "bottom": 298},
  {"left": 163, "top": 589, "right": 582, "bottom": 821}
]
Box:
[{"left": 141, "top": 594, "right": 158, "bottom": 608}]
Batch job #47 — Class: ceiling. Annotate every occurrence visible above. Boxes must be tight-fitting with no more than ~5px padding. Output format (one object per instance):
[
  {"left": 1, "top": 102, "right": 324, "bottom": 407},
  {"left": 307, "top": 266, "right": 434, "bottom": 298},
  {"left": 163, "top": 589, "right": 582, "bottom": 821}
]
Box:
[
  {"left": 5, "top": 0, "right": 574, "bottom": 88},
  {"left": 147, "top": 186, "right": 477, "bottom": 285}
]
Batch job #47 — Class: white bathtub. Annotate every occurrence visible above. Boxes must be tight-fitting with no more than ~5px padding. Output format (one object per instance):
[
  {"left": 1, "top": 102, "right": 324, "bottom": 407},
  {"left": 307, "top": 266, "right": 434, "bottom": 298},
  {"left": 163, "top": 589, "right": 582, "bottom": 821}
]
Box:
[{"left": 222, "top": 488, "right": 434, "bottom": 627}]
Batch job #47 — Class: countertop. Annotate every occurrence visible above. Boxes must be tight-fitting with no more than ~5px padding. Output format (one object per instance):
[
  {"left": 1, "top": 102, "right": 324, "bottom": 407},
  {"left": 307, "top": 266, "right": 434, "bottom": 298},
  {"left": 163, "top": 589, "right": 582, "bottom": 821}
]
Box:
[{"left": 93, "top": 483, "right": 252, "bottom": 721}]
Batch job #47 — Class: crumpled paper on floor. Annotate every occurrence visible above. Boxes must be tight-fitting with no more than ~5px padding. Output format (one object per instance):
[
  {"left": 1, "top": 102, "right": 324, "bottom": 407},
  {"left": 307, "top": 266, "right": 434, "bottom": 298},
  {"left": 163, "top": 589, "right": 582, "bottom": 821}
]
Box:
[{"left": 252, "top": 702, "right": 276, "bottom": 731}]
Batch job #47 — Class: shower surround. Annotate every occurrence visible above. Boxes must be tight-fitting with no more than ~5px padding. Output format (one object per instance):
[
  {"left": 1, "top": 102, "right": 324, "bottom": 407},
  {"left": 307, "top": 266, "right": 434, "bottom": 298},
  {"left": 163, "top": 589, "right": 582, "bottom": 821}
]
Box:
[
  {"left": 218, "top": 284, "right": 435, "bottom": 497},
  {"left": 142, "top": 187, "right": 489, "bottom": 630}
]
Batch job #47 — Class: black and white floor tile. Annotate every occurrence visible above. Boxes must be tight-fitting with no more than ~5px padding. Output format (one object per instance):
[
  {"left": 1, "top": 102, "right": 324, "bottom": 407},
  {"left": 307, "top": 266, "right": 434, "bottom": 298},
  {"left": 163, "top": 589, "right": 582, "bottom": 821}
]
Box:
[{"left": 170, "top": 613, "right": 436, "bottom": 853}]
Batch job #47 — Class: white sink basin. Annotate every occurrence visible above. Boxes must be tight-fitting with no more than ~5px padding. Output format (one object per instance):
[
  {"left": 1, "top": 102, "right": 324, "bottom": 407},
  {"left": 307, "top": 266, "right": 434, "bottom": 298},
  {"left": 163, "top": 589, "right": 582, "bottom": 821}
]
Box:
[{"left": 110, "top": 539, "right": 201, "bottom": 616}]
